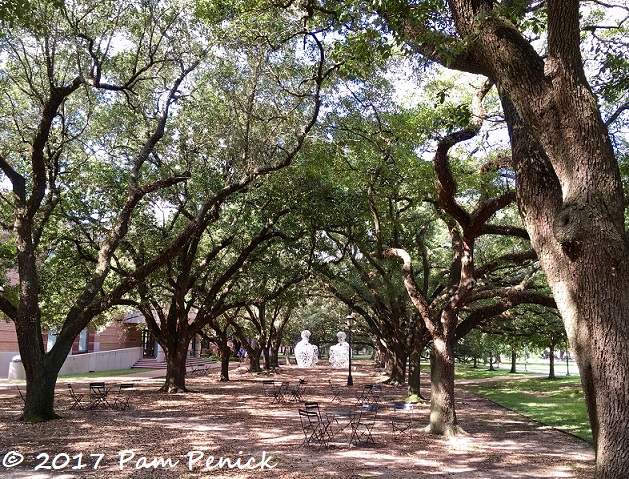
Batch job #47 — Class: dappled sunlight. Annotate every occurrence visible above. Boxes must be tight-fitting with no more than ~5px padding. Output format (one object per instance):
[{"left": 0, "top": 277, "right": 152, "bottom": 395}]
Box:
[
  {"left": 447, "top": 434, "right": 473, "bottom": 450},
  {"left": 0, "top": 361, "right": 595, "bottom": 478}
]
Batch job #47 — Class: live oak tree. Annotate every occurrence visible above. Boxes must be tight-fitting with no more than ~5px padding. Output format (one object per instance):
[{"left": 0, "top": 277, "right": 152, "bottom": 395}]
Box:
[
  {"left": 224, "top": 162, "right": 336, "bottom": 374},
  {"left": 231, "top": 298, "right": 296, "bottom": 374},
  {"left": 117, "top": 12, "right": 333, "bottom": 392},
  {"left": 0, "top": 1, "right": 204, "bottom": 422},
  {"left": 369, "top": 2, "right": 629, "bottom": 476},
  {"left": 130, "top": 205, "right": 298, "bottom": 391},
  {"left": 300, "top": 74, "right": 429, "bottom": 387},
  {"left": 305, "top": 66, "right": 553, "bottom": 431},
  {"left": 375, "top": 86, "right": 553, "bottom": 435},
  {"left": 319, "top": 230, "right": 427, "bottom": 386},
  {"left": 227, "top": 234, "right": 312, "bottom": 375}
]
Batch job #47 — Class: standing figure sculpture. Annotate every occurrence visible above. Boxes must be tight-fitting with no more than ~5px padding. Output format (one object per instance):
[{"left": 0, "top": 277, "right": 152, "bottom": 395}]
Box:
[
  {"left": 295, "top": 330, "right": 318, "bottom": 368},
  {"left": 328, "top": 331, "right": 350, "bottom": 369}
]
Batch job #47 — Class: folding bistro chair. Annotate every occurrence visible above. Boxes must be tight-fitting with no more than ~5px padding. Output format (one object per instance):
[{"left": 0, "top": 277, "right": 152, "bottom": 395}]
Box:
[
  {"left": 349, "top": 403, "right": 379, "bottom": 445},
  {"left": 289, "top": 380, "right": 306, "bottom": 402},
  {"left": 355, "top": 385, "right": 381, "bottom": 405},
  {"left": 391, "top": 402, "right": 414, "bottom": 440},
  {"left": 88, "top": 382, "right": 112, "bottom": 409},
  {"left": 274, "top": 381, "right": 289, "bottom": 403},
  {"left": 262, "top": 380, "right": 288, "bottom": 403},
  {"left": 304, "top": 402, "right": 333, "bottom": 440},
  {"left": 113, "top": 383, "right": 134, "bottom": 410},
  {"left": 328, "top": 380, "right": 342, "bottom": 402},
  {"left": 67, "top": 384, "right": 86, "bottom": 410},
  {"left": 16, "top": 385, "right": 25, "bottom": 403},
  {"left": 355, "top": 385, "right": 372, "bottom": 405},
  {"left": 298, "top": 409, "right": 329, "bottom": 448}
]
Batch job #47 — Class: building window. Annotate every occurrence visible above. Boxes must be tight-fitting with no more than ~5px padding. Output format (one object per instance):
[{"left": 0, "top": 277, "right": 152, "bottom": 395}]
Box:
[{"left": 78, "top": 328, "right": 89, "bottom": 353}]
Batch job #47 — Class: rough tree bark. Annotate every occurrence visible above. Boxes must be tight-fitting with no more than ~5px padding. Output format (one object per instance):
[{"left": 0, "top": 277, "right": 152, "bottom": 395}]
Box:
[
  {"left": 428, "top": 335, "right": 460, "bottom": 435},
  {"left": 548, "top": 342, "right": 557, "bottom": 380},
  {"left": 386, "top": 1, "right": 629, "bottom": 473},
  {"left": 500, "top": 84, "right": 629, "bottom": 476},
  {"left": 509, "top": 344, "right": 517, "bottom": 374},
  {"left": 161, "top": 335, "right": 192, "bottom": 392}
]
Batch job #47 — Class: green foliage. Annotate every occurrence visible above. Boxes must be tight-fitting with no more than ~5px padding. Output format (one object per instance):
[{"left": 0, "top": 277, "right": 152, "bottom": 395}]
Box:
[
  {"left": 466, "top": 376, "right": 592, "bottom": 442},
  {"left": 0, "top": 0, "right": 62, "bottom": 31}
]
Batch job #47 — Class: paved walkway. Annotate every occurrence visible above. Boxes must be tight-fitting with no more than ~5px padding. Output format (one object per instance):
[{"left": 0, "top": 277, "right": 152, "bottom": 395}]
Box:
[{"left": 0, "top": 359, "right": 236, "bottom": 388}]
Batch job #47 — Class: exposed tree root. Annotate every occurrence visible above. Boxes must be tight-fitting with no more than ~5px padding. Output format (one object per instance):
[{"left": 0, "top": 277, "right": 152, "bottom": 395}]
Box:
[
  {"left": 20, "top": 412, "right": 62, "bottom": 423},
  {"left": 157, "top": 385, "right": 190, "bottom": 393},
  {"left": 424, "top": 423, "right": 468, "bottom": 436}
]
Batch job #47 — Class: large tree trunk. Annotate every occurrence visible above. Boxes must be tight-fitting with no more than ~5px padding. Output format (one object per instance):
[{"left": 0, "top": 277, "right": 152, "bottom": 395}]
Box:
[
  {"left": 18, "top": 351, "right": 62, "bottom": 422},
  {"left": 407, "top": 352, "right": 421, "bottom": 396},
  {"left": 426, "top": 336, "right": 463, "bottom": 435},
  {"left": 407, "top": 347, "right": 428, "bottom": 399},
  {"left": 248, "top": 348, "right": 262, "bottom": 373},
  {"left": 509, "top": 344, "right": 517, "bottom": 374},
  {"left": 15, "top": 318, "right": 61, "bottom": 422},
  {"left": 384, "top": 339, "right": 407, "bottom": 385},
  {"left": 548, "top": 342, "right": 556, "bottom": 380},
  {"left": 13, "top": 233, "right": 71, "bottom": 421},
  {"left": 408, "top": 320, "right": 428, "bottom": 396},
  {"left": 502, "top": 89, "right": 629, "bottom": 476},
  {"left": 219, "top": 342, "right": 231, "bottom": 382},
  {"left": 160, "top": 335, "right": 191, "bottom": 393}
]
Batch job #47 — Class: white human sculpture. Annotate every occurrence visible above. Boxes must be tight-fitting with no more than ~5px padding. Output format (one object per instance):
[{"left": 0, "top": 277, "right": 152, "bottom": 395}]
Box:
[
  {"left": 328, "top": 331, "right": 350, "bottom": 369},
  {"left": 295, "top": 330, "right": 318, "bottom": 368}
]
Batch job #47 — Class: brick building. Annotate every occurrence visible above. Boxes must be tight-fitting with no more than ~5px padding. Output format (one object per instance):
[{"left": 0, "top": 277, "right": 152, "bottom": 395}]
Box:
[{"left": 0, "top": 316, "right": 144, "bottom": 355}]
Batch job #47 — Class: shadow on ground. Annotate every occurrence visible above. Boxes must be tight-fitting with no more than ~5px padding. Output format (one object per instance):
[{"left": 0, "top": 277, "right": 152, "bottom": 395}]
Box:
[{"left": 0, "top": 360, "right": 594, "bottom": 478}]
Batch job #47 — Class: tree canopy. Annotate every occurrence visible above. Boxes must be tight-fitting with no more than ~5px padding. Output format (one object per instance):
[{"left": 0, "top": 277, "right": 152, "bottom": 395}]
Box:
[{"left": 2, "top": 1, "right": 629, "bottom": 476}]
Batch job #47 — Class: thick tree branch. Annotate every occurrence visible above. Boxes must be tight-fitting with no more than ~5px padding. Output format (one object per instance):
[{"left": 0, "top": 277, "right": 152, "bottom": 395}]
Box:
[
  {"left": 0, "top": 294, "right": 18, "bottom": 321},
  {"left": 474, "top": 250, "right": 538, "bottom": 280},
  {"left": 0, "top": 154, "right": 26, "bottom": 200},
  {"left": 547, "top": 0, "right": 585, "bottom": 79},
  {"left": 381, "top": 247, "right": 433, "bottom": 329},
  {"left": 455, "top": 290, "right": 556, "bottom": 341},
  {"left": 479, "top": 224, "right": 530, "bottom": 239},
  {"left": 434, "top": 80, "right": 493, "bottom": 231}
]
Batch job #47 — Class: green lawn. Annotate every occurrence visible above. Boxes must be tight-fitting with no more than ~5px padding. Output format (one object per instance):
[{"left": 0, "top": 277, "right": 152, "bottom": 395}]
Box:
[
  {"left": 460, "top": 371, "right": 592, "bottom": 442},
  {"left": 454, "top": 365, "right": 531, "bottom": 380}
]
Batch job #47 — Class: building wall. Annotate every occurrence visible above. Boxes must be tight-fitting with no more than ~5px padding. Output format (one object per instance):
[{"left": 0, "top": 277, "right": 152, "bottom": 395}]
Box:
[
  {"left": 94, "top": 322, "right": 143, "bottom": 352},
  {"left": 0, "top": 321, "right": 19, "bottom": 351},
  {"left": 58, "top": 347, "right": 143, "bottom": 375},
  {"left": 0, "top": 320, "right": 142, "bottom": 354}
]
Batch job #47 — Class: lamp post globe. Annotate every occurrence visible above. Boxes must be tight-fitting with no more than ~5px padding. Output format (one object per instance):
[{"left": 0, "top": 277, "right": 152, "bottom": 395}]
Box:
[{"left": 346, "top": 314, "right": 353, "bottom": 386}]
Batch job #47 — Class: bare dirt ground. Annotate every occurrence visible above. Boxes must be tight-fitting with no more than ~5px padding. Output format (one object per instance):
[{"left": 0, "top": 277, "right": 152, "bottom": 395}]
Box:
[{"left": 0, "top": 360, "right": 595, "bottom": 479}]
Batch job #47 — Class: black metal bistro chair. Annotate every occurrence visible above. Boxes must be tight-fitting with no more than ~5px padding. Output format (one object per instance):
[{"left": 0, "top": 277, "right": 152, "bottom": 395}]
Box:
[
  {"left": 391, "top": 402, "right": 414, "bottom": 440},
  {"left": 88, "top": 382, "right": 112, "bottom": 409},
  {"left": 67, "top": 384, "right": 86, "bottom": 410},
  {"left": 298, "top": 408, "right": 330, "bottom": 448},
  {"left": 349, "top": 403, "right": 379, "bottom": 445},
  {"left": 113, "top": 383, "right": 135, "bottom": 410}
]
